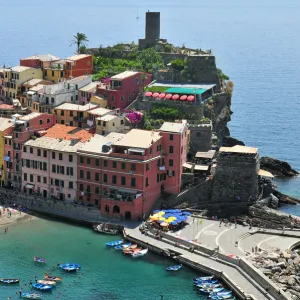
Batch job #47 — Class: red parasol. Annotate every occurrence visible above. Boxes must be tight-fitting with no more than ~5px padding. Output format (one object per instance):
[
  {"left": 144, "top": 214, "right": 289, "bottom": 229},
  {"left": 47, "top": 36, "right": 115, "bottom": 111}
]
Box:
[
  {"left": 159, "top": 93, "right": 166, "bottom": 99},
  {"left": 152, "top": 92, "right": 160, "bottom": 98},
  {"left": 187, "top": 95, "right": 195, "bottom": 102},
  {"left": 165, "top": 94, "right": 172, "bottom": 100},
  {"left": 172, "top": 94, "right": 179, "bottom": 100},
  {"left": 145, "top": 91, "right": 152, "bottom": 97},
  {"left": 180, "top": 95, "right": 187, "bottom": 101}
]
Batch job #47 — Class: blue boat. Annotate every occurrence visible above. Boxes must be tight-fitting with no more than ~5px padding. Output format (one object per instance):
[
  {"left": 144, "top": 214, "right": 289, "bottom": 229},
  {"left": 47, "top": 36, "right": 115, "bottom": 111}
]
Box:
[
  {"left": 34, "top": 256, "right": 47, "bottom": 263},
  {"left": 210, "top": 291, "right": 232, "bottom": 299},
  {"left": 194, "top": 275, "right": 215, "bottom": 281},
  {"left": 32, "top": 283, "right": 52, "bottom": 291},
  {"left": 210, "top": 294, "right": 234, "bottom": 300},
  {"left": 194, "top": 279, "right": 218, "bottom": 285},
  {"left": 106, "top": 240, "right": 123, "bottom": 247},
  {"left": 59, "top": 263, "right": 81, "bottom": 272},
  {"left": 196, "top": 283, "right": 220, "bottom": 289},
  {"left": 200, "top": 287, "right": 223, "bottom": 294},
  {"left": 0, "top": 278, "right": 19, "bottom": 284},
  {"left": 166, "top": 264, "right": 182, "bottom": 271},
  {"left": 114, "top": 243, "right": 131, "bottom": 250},
  {"left": 21, "top": 292, "right": 42, "bottom": 299}
]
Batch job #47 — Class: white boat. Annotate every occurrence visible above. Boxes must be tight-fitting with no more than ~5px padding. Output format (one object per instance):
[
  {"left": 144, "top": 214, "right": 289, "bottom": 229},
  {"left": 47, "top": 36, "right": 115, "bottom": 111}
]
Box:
[
  {"left": 132, "top": 248, "right": 148, "bottom": 258},
  {"left": 37, "top": 279, "right": 56, "bottom": 286}
]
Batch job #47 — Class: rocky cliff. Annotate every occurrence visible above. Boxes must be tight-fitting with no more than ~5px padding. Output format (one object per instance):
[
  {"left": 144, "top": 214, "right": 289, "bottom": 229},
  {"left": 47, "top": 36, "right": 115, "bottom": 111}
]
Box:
[{"left": 260, "top": 157, "right": 299, "bottom": 177}]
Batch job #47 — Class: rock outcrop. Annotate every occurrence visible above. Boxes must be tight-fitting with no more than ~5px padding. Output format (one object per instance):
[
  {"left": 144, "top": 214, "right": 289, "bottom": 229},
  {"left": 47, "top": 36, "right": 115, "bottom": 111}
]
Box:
[
  {"left": 260, "top": 157, "right": 299, "bottom": 178},
  {"left": 249, "top": 249, "right": 300, "bottom": 298},
  {"left": 273, "top": 190, "right": 300, "bottom": 205},
  {"left": 222, "top": 136, "right": 245, "bottom": 147}
]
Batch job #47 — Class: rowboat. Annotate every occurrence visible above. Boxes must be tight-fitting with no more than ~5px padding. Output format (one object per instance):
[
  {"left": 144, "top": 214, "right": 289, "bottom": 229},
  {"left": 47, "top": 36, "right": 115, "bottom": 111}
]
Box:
[
  {"left": 200, "top": 287, "right": 223, "bottom": 294},
  {"left": 59, "top": 263, "right": 81, "bottom": 272},
  {"left": 115, "top": 243, "right": 131, "bottom": 250},
  {"left": 37, "top": 279, "right": 56, "bottom": 285},
  {"left": 166, "top": 264, "right": 182, "bottom": 271},
  {"left": 44, "top": 275, "right": 62, "bottom": 282},
  {"left": 32, "top": 283, "right": 52, "bottom": 291},
  {"left": 123, "top": 247, "right": 142, "bottom": 255},
  {"left": 93, "top": 224, "right": 118, "bottom": 235},
  {"left": 0, "top": 278, "right": 19, "bottom": 284},
  {"left": 34, "top": 256, "right": 46, "bottom": 263},
  {"left": 106, "top": 240, "right": 123, "bottom": 247},
  {"left": 21, "top": 292, "right": 42, "bottom": 299},
  {"left": 194, "top": 275, "right": 215, "bottom": 281},
  {"left": 132, "top": 248, "right": 148, "bottom": 258}
]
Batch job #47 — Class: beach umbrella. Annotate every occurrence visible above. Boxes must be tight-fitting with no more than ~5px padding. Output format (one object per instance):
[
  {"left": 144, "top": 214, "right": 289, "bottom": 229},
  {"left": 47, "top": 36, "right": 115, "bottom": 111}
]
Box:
[
  {"left": 159, "top": 93, "right": 166, "bottom": 98},
  {"left": 146, "top": 219, "right": 153, "bottom": 223},
  {"left": 168, "top": 217, "right": 177, "bottom": 221},
  {"left": 165, "top": 94, "right": 172, "bottom": 100},
  {"left": 172, "top": 94, "right": 179, "bottom": 100},
  {"left": 171, "top": 221, "right": 178, "bottom": 225},
  {"left": 158, "top": 217, "right": 166, "bottom": 221},
  {"left": 160, "top": 222, "right": 169, "bottom": 227},
  {"left": 157, "top": 211, "right": 165, "bottom": 216},
  {"left": 182, "top": 212, "right": 191, "bottom": 216},
  {"left": 158, "top": 220, "right": 165, "bottom": 223},
  {"left": 187, "top": 95, "right": 195, "bottom": 102},
  {"left": 153, "top": 210, "right": 160, "bottom": 213},
  {"left": 145, "top": 91, "right": 152, "bottom": 97},
  {"left": 180, "top": 95, "right": 187, "bottom": 101},
  {"left": 152, "top": 92, "right": 160, "bottom": 98}
]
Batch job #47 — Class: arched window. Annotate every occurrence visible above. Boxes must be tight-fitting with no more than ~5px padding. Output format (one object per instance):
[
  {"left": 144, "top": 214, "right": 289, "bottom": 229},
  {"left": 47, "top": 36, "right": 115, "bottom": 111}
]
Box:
[{"left": 113, "top": 205, "right": 120, "bottom": 214}]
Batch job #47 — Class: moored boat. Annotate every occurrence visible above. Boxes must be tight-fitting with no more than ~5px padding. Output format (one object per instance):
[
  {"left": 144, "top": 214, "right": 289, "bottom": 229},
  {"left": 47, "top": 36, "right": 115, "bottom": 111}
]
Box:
[
  {"left": 194, "top": 275, "right": 215, "bottom": 281},
  {"left": 200, "top": 287, "right": 223, "bottom": 294},
  {"left": 32, "top": 283, "right": 52, "bottom": 291},
  {"left": 37, "top": 279, "right": 56, "bottom": 286},
  {"left": 34, "top": 256, "right": 47, "bottom": 263},
  {"left": 196, "top": 283, "right": 220, "bottom": 289},
  {"left": 132, "top": 248, "right": 148, "bottom": 258},
  {"left": 194, "top": 279, "right": 218, "bottom": 285},
  {"left": 44, "top": 275, "right": 62, "bottom": 282},
  {"left": 93, "top": 224, "right": 118, "bottom": 235},
  {"left": 123, "top": 247, "right": 142, "bottom": 255},
  {"left": 115, "top": 243, "right": 131, "bottom": 250},
  {"left": 106, "top": 240, "right": 123, "bottom": 247},
  {"left": 21, "top": 292, "right": 42, "bottom": 299},
  {"left": 0, "top": 278, "right": 19, "bottom": 284},
  {"left": 166, "top": 264, "right": 182, "bottom": 271},
  {"left": 59, "top": 263, "right": 81, "bottom": 272}
]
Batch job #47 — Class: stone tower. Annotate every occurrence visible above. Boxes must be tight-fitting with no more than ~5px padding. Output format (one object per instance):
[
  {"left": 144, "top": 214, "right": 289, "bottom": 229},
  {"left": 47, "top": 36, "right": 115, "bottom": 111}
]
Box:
[{"left": 211, "top": 145, "right": 259, "bottom": 212}]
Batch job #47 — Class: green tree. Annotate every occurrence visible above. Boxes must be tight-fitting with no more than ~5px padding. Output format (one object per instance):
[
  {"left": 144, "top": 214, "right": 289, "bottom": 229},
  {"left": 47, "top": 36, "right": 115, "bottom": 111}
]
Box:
[
  {"left": 71, "top": 32, "right": 89, "bottom": 54},
  {"left": 137, "top": 48, "right": 164, "bottom": 73}
]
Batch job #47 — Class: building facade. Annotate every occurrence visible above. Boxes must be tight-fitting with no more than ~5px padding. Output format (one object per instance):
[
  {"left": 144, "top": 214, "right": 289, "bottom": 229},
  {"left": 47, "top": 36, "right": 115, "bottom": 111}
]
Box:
[{"left": 96, "top": 71, "right": 152, "bottom": 109}]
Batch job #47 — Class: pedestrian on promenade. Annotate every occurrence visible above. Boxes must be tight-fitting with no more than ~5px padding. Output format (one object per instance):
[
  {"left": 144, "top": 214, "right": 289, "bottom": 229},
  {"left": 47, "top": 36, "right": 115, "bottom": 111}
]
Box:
[{"left": 219, "top": 220, "right": 222, "bottom": 227}]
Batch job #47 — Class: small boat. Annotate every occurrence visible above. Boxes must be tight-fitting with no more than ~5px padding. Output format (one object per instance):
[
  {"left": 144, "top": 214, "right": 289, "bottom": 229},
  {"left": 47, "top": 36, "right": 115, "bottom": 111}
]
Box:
[
  {"left": 211, "top": 295, "right": 234, "bottom": 300},
  {"left": 123, "top": 247, "right": 142, "bottom": 255},
  {"left": 132, "top": 248, "right": 148, "bottom": 258},
  {"left": 21, "top": 292, "right": 42, "bottom": 299},
  {"left": 194, "top": 279, "right": 218, "bottom": 285},
  {"left": 59, "top": 263, "right": 81, "bottom": 272},
  {"left": 0, "top": 278, "right": 19, "bottom": 284},
  {"left": 115, "top": 243, "right": 131, "bottom": 250},
  {"left": 32, "top": 283, "right": 52, "bottom": 291},
  {"left": 194, "top": 275, "right": 215, "bottom": 281},
  {"left": 37, "top": 279, "right": 56, "bottom": 286},
  {"left": 106, "top": 240, "right": 123, "bottom": 247},
  {"left": 200, "top": 287, "right": 223, "bottom": 294},
  {"left": 166, "top": 264, "right": 182, "bottom": 271},
  {"left": 196, "top": 284, "right": 220, "bottom": 289},
  {"left": 128, "top": 244, "right": 137, "bottom": 249},
  {"left": 44, "top": 275, "right": 62, "bottom": 282},
  {"left": 34, "top": 256, "right": 47, "bottom": 264},
  {"left": 93, "top": 224, "right": 118, "bottom": 235}
]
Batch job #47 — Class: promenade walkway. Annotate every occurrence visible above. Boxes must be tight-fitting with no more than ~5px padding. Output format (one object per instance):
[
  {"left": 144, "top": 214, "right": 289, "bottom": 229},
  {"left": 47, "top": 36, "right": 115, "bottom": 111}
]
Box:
[{"left": 125, "top": 227, "right": 272, "bottom": 300}]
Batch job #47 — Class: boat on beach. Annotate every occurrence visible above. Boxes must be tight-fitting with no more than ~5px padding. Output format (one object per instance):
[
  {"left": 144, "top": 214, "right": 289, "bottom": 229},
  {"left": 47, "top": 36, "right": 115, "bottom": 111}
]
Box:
[
  {"left": 166, "top": 264, "right": 182, "bottom": 271},
  {"left": 34, "top": 256, "right": 46, "bottom": 263},
  {"left": 32, "top": 283, "right": 52, "bottom": 291},
  {"left": 44, "top": 275, "right": 62, "bottom": 282},
  {"left": 21, "top": 292, "right": 42, "bottom": 299},
  {"left": 0, "top": 278, "right": 19, "bottom": 284},
  {"left": 37, "top": 279, "right": 56, "bottom": 285},
  {"left": 93, "top": 224, "right": 118, "bottom": 235},
  {"left": 132, "top": 248, "right": 148, "bottom": 258}
]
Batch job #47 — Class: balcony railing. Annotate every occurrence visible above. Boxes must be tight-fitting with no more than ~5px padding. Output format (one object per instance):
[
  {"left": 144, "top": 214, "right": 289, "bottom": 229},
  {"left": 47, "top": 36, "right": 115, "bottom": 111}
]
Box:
[{"left": 102, "top": 189, "right": 142, "bottom": 202}]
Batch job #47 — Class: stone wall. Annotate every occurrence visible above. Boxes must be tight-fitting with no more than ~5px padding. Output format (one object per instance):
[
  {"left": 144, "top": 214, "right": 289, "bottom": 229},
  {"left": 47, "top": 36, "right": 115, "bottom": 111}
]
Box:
[
  {"left": 211, "top": 154, "right": 259, "bottom": 210},
  {"left": 188, "top": 123, "right": 212, "bottom": 154}
]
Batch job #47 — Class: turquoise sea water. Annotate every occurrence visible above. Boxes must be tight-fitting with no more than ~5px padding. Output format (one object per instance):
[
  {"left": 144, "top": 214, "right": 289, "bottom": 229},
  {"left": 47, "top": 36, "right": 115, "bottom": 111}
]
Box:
[{"left": 0, "top": 218, "right": 204, "bottom": 300}]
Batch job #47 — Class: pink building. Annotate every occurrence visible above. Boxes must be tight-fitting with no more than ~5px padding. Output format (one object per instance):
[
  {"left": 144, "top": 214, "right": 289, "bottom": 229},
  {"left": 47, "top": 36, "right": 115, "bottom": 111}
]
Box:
[
  {"left": 78, "top": 82, "right": 99, "bottom": 105},
  {"left": 96, "top": 71, "right": 152, "bottom": 109},
  {"left": 21, "top": 124, "right": 92, "bottom": 199},
  {"left": 77, "top": 122, "right": 188, "bottom": 220},
  {"left": 4, "top": 112, "right": 56, "bottom": 189}
]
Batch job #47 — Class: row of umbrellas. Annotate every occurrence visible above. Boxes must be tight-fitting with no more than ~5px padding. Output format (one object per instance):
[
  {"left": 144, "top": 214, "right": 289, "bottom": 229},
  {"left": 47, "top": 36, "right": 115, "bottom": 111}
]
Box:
[
  {"left": 145, "top": 91, "right": 195, "bottom": 102},
  {"left": 149, "top": 209, "right": 192, "bottom": 226}
]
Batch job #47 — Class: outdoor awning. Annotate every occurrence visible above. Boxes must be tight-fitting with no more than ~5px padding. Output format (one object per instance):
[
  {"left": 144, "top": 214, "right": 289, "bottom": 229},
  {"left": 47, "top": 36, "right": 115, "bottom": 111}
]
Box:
[
  {"left": 128, "top": 148, "right": 145, "bottom": 154},
  {"left": 194, "top": 165, "right": 209, "bottom": 171},
  {"left": 258, "top": 169, "right": 274, "bottom": 178},
  {"left": 183, "top": 163, "right": 193, "bottom": 169},
  {"left": 25, "top": 184, "right": 34, "bottom": 189}
]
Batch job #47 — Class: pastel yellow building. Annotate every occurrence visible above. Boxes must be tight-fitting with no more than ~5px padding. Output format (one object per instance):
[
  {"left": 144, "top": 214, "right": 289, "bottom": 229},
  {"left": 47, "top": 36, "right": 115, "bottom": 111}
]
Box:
[
  {"left": 53, "top": 103, "right": 97, "bottom": 128},
  {"left": 3, "top": 66, "right": 43, "bottom": 99},
  {"left": 90, "top": 95, "right": 107, "bottom": 108},
  {"left": 96, "top": 114, "right": 128, "bottom": 135},
  {"left": 0, "top": 118, "right": 13, "bottom": 186}
]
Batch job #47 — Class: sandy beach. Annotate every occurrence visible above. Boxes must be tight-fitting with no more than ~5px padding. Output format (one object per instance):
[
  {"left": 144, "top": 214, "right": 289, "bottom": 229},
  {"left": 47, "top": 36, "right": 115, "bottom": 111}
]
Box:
[{"left": 0, "top": 206, "right": 36, "bottom": 229}]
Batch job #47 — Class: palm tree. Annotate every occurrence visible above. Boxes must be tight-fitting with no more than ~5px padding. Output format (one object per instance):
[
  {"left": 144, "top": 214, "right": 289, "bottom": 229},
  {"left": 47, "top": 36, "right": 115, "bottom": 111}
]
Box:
[{"left": 71, "top": 32, "right": 89, "bottom": 54}]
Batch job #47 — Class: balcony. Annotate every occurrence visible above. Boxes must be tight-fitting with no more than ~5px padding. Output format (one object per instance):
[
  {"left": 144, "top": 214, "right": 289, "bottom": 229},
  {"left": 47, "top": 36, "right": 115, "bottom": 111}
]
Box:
[{"left": 102, "top": 188, "right": 142, "bottom": 202}]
